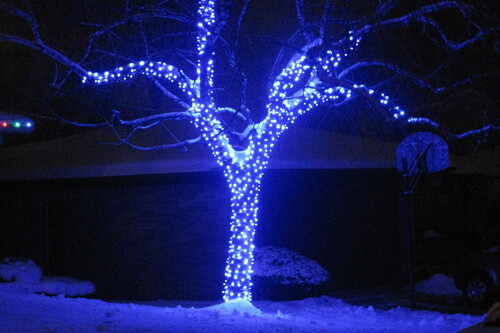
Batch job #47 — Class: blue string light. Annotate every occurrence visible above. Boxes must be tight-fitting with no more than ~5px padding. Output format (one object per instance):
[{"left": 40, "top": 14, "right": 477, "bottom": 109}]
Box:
[{"left": 83, "top": 0, "right": 409, "bottom": 302}]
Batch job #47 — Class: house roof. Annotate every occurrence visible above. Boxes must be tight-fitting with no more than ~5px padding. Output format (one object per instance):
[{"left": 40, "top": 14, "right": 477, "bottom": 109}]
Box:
[{"left": 0, "top": 126, "right": 498, "bottom": 181}]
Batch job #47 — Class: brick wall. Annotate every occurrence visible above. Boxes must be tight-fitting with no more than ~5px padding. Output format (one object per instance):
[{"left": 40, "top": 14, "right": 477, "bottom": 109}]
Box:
[
  {"left": 0, "top": 169, "right": 409, "bottom": 300},
  {"left": 0, "top": 173, "right": 231, "bottom": 300}
]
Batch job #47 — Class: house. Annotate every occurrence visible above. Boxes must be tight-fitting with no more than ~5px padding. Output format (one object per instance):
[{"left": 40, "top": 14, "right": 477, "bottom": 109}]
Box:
[{"left": 0, "top": 126, "right": 498, "bottom": 300}]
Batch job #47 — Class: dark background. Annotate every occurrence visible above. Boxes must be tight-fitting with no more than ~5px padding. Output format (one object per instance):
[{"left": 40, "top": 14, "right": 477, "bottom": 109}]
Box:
[{"left": 0, "top": 168, "right": 497, "bottom": 301}]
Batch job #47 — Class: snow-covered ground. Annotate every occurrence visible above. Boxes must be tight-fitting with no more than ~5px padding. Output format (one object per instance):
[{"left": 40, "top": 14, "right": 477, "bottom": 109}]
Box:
[
  {"left": 0, "top": 290, "right": 483, "bottom": 333},
  {"left": 0, "top": 258, "right": 485, "bottom": 332}
]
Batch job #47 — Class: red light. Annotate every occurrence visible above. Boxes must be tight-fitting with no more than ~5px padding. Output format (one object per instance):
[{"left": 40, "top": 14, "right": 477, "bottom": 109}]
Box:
[{"left": 1, "top": 122, "right": 8, "bottom": 127}]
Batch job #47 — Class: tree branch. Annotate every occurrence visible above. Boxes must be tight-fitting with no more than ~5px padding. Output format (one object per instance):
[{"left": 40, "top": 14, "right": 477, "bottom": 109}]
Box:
[
  {"left": 113, "top": 109, "right": 196, "bottom": 126},
  {"left": 234, "top": 0, "right": 251, "bottom": 52},
  {"left": 104, "top": 137, "right": 201, "bottom": 151},
  {"left": 79, "top": 10, "right": 192, "bottom": 64},
  {"left": 353, "top": 1, "right": 497, "bottom": 52},
  {"left": 153, "top": 80, "right": 191, "bottom": 109},
  {"left": 295, "top": 0, "right": 314, "bottom": 43},
  {"left": 339, "top": 61, "right": 443, "bottom": 91},
  {"left": 339, "top": 61, "right": 498, "bottom": 93},
  {"left": 0, "top": 33, "right": 88, "bottom": 77},
  {"left": 0, "top": 1, "right": 43, "bottom": 43},
  {"left": 319, "top": 0, "right": 334, "bottom": 41},
  {"left": 407, "top": 117, "right": 500, "bottom": 142},
  {"left": 267, "top": 33, "right": 318, "bottom": 91},
  {"left": 375, "top": 0, "right": 401, "bottom": 18},
  {"left": 83, "top": 61, "right": 198, "bottom": 109},
  {"left": 103, "top": 125, "right": 201, "bottom": 151}
]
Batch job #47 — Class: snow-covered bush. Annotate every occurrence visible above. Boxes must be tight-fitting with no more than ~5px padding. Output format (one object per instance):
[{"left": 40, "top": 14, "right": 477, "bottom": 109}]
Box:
[
  {"left": 35, "top": 277, "right": 96, "bottom": 297},
  {"left": 253, "top": 246, "right": 329, "bottom": 286},
  {"left": 415, "top": 274, "right": 462, "bottom": 296},
  {"left": 0, "top": 258, "right": 42, "bottom": 283},
  {"left": 0, "top": 258, "right": 95, "bottom": 296}
]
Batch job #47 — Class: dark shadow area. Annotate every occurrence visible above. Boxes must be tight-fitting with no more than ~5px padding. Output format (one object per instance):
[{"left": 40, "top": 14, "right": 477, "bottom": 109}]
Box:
[{"left": 0, "top": 169, "right": 497, "bottom": 303}]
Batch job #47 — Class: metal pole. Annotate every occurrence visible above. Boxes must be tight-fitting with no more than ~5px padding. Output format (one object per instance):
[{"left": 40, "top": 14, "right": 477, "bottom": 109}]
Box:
[
  {"left": 402, "top": 174, "right": 416, "bottom": 309},
  {"left": 401, "top": 157, "right": 416, "bottom": 309},
  {"left": 45, "top": 204, "right": 50, "bottom": 276}
]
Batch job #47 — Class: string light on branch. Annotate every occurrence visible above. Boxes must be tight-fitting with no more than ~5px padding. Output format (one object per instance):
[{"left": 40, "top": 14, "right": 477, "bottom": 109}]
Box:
[
  {"left": 82, "top": 61, "right": 190, "bottom": 88},
  {"left": 82, "top": 0, "right": 414, "bottom": 303}
]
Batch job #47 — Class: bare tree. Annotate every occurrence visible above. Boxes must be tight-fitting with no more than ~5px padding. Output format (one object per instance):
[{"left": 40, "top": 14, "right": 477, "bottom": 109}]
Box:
[{"left": 0, "top": 0, "right": 498, "bottom": 301}]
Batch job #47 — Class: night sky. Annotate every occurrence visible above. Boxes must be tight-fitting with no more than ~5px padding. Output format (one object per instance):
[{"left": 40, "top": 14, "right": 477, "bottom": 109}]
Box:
[{"left": 0, "top": 0, "right": 498, "bottom": 147}]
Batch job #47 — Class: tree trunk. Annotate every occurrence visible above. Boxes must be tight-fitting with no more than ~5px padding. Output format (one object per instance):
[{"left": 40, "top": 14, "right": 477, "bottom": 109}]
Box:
[{"left": 222, "top": 164, "right": 263, "bottom": 301}]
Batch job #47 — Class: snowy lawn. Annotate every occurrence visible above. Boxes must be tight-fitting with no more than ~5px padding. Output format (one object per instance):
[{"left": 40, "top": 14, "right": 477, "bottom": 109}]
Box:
[
  {"left": 0, "top": 261, "right": 485, "bottom": 332},
  {"left": 0, "top": 291, "right": 482, "bottom": 333}
]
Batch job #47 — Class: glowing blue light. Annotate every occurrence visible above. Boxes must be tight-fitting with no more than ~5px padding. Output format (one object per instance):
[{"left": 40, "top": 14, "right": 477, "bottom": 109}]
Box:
[{"left": 81, "top": 0, "right": 411, "bottom": 303}]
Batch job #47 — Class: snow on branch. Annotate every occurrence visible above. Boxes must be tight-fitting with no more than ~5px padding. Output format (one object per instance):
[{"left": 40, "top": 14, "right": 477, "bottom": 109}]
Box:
[
  {"left": 103, "top": 124, "right": 202, "bottom": 152},
  {"left": 0, "top": 33, "right": 88, "bottom": 77},
  {"left": 48, "top": 107, "right": 197, "bottom": 139},
  {"left": 1, "top": 0, "right": 495, "bottom": 305},
  {"left": 0, "top": 1, "right": 198, "bottom": 109},
  {"left": 0, "top": 1, "right": 42, "bottom": 43},
  {"left": 0, "top": 2, "right": 87, "bottom": 77},
  {"left": 112, "top": 110, "right": 197, "bottom": 126},
  {"left": 49, "top": 107, "right": 202, "bottom": 150},
  {"left": 152, "top": 80, "right": 192, "bottom": 110}
]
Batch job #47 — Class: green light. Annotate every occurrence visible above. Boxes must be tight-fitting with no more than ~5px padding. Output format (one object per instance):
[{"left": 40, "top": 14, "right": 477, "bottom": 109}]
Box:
[{"left": 14, "top": 122, "right": 21, "bottom": 128}]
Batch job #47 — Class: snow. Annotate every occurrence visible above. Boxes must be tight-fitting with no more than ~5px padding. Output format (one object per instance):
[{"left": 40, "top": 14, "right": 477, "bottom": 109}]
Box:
[
  {"left": 253, "top": 246, "right": 329, "bottom": 285},
  {"left": 0, "top": 277, "right": 96, "bottom": 297},
  {"left": 0, "top": 258, "right": 95, "bottom": 297},
  {"left": 416, "top": 274, "right": 463, "bottom": 297},
  {"left": 0, "top": 260, "right": 482, "bottom": 332},
  {"left": 0, "top": 292, "right": 482, "bottom": 332},
  {"left": 207, "top": 298, "right": 262, "bottom": 316},
  {"left": 0, "top": 263, "right": 481, "bottom": 332},
  {"left": 0, "top": 259, "right": 42, "bottom": 283}
]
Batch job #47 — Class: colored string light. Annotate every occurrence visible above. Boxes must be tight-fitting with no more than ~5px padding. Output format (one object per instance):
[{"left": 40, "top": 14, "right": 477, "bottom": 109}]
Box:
[{"left": 0, "top": 120, "right": 34, "bottom": 130}]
